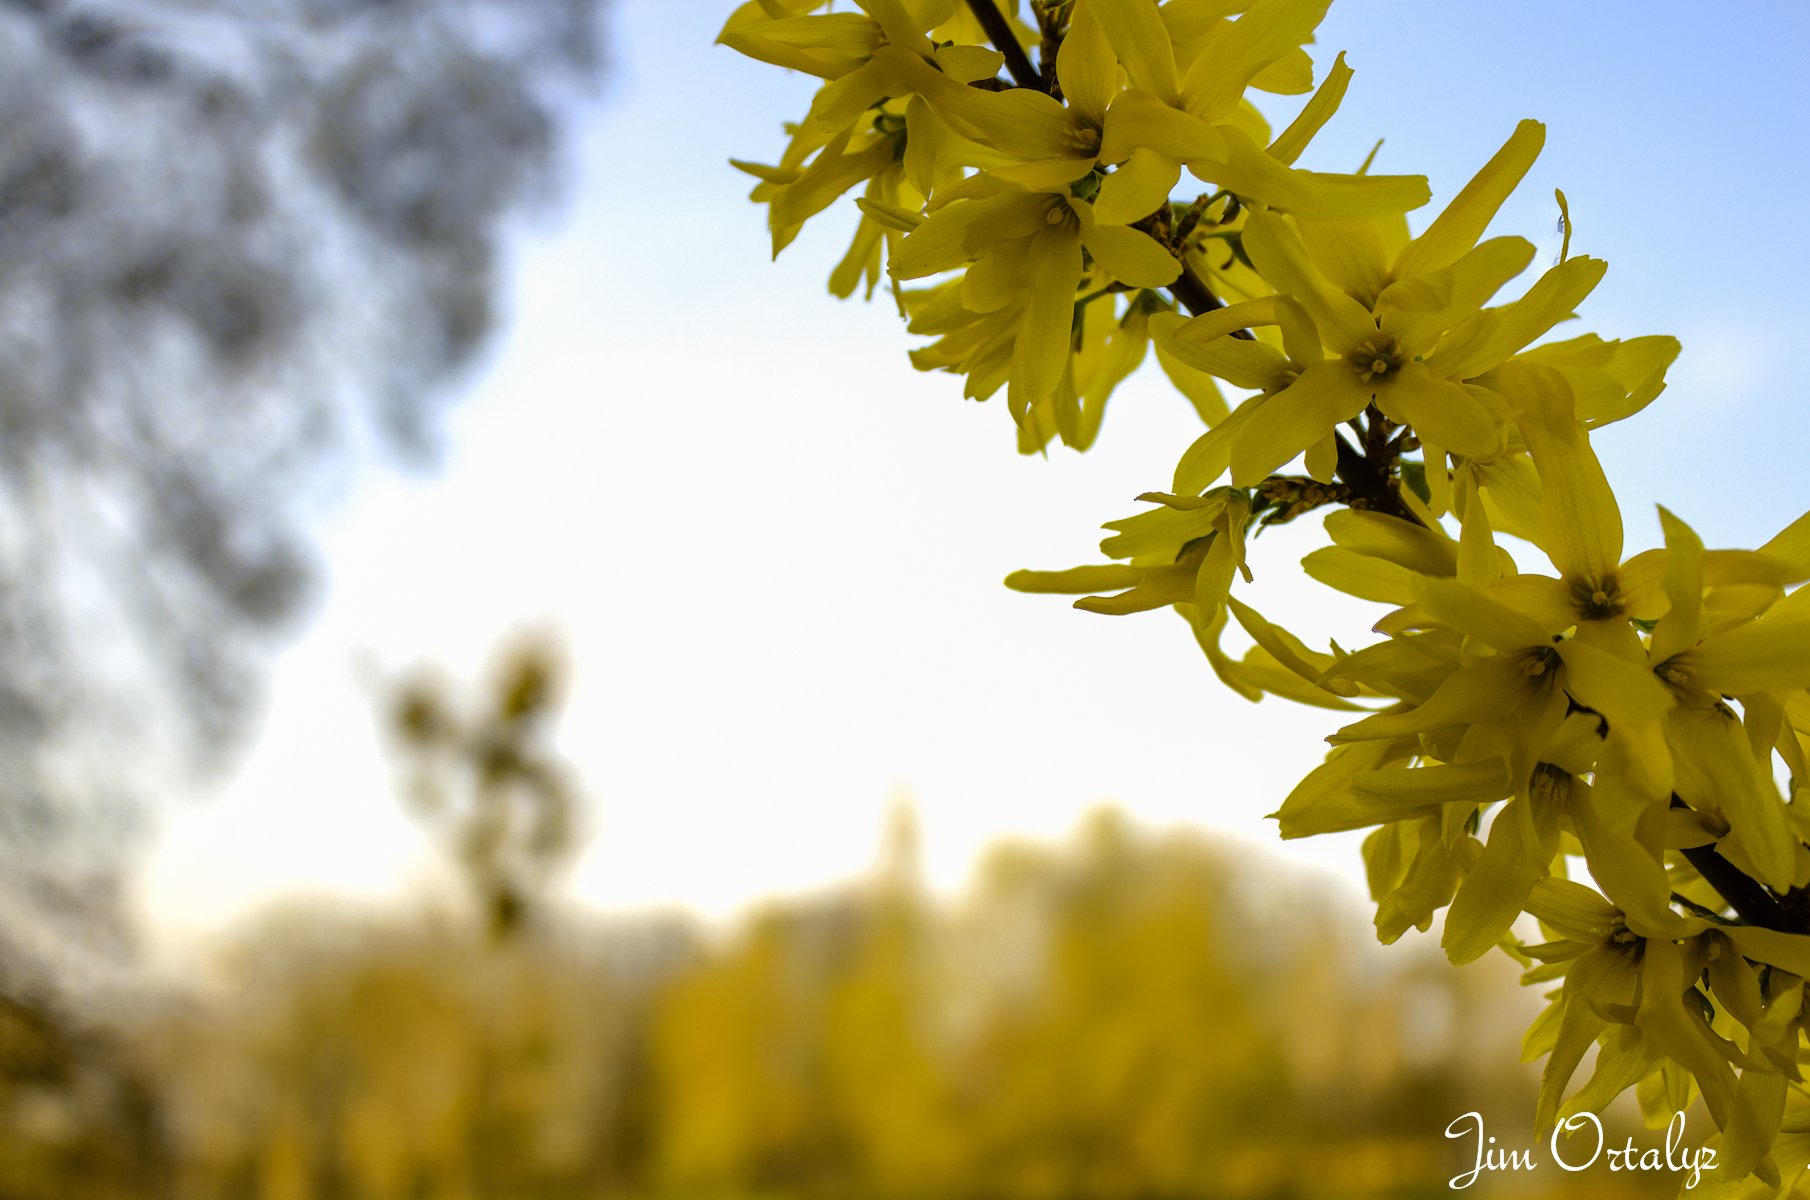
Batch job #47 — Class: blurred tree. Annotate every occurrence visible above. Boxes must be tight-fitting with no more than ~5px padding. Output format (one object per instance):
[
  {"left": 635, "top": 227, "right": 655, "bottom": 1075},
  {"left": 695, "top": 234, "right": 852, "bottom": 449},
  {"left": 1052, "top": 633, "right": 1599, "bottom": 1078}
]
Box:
[
  {"left": 383, "top": 632, "right": 584, "bottom": 940},
  {"left": 0, "top": 0, "right": 607, "bottom": 985},
  {"left": 0, "top": 989, "right": 169, "bottom": 1199}
]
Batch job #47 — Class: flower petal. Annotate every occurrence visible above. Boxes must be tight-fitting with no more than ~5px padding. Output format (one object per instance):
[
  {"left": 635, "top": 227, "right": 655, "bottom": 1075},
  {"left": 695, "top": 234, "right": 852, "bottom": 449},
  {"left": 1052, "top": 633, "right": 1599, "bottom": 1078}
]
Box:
[
  {"left": 1008, "top": 225, "right": 1085, "bottom": 403},
  {"left": 1242, "top": 211, "right": 1376, "bottom": 350},
  {"left": 1150, "top": 303, "right": 1295, "bottom": 388},
  {"left": 1443, "top": 790, "right": 1557, "bottom": 964},
  {"left": 1180, "top": 0, "right": 1332, "bottom": 121},
  {"left": 1499, "top": 363, "right": 1624, "bottom": 584},
  {"left": 1089, "top": 0, "right": 1180, "bottom": 102},
  {"left": 1374, "top": 363, "right": 1500, "bottom": 460},
  {"left": 1432, "top": 256, "right": 1609, "bottom": 381},
  {"left": 1267, "top": 48, "right": 1351, "bottom": 165},
  {"left": 1093, "top": 148, "right": 1180, "bottom": 224},
  {"left": 1055, "top": 0, "right": 1117, "bottom": 125},
  {"left": 1080, "top": 214, "right": 1182, "bottom": 286},
  {"left": 1395, "top": 119, "right": 1544, "bottom": 278},
  {"left": 1681, "top": 612, "right": 1810, "bottom": 696},
  {"left": 1295, "top": 218, "right": 1393, "bottom": 310},
  {"left": 1004, "top": 564, "right": 1146, "bottom": 593},
  {"left": 1229, "top": 359, "right": 1366, "bottom": 485},
  {"left": 1650, "top": 507, "right": 1704, "bottom": 664}
]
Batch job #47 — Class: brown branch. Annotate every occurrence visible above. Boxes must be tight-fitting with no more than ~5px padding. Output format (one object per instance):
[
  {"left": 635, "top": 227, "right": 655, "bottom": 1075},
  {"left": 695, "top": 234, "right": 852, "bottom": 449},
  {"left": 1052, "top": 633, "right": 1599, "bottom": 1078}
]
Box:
[
  {"left": 963, "top": 0, "right": 1044, "bottom": 92},
  {"left": 1129, "top": 211, "right": 1253, "bottom": 340},
  {"left": 1672, "top": 797, "right": 1800, "bottom": 932},
  {"left": 1167, "top": 265, "right": 1226, "bottom": 321},
  {"left": 1332, "top": 427, "right": 1421, "bottom": 526}
]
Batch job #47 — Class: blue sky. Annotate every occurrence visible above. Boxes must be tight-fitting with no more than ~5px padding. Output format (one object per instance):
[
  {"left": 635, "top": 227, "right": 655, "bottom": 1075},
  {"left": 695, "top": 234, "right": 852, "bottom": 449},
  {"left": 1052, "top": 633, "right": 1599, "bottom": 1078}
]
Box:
[{"left": 138, "top": 1, "right": 1810, "bottom": 941}]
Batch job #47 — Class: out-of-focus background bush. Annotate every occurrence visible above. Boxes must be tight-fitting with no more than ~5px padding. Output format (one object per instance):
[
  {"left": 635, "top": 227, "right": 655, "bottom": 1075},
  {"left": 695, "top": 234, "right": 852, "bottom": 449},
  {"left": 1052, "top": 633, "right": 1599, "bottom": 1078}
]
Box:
[{"left": 7, "top": 798, "right": 1674, "bottom": 1200}]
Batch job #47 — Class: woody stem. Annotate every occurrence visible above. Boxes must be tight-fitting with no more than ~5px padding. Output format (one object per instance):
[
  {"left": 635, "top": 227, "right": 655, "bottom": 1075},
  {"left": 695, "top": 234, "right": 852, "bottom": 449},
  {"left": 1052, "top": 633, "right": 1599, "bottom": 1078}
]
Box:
[
  {"left": 1671, "top": 797, "right": 1800, "bottom": 932},
  {"left": 962, "top": 0, "right": 1044, "bottom": 92}
]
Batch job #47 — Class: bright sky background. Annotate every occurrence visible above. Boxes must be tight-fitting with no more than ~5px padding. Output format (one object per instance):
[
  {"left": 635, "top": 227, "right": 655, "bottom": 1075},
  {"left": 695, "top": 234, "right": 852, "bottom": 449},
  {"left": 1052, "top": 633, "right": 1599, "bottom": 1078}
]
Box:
[{"left": 136, "top": 1, "right": 1810, "bottom": 945}]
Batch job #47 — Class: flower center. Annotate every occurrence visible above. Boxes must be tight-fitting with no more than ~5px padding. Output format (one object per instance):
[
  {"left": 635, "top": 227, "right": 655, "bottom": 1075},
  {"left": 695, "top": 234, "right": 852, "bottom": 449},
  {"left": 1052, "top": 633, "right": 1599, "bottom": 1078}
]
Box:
[
  {"left": 1569, "top": 574, "right": 1623, "bottom": 620},
  {"left": 1349, "top": 338, "right": 1402, "bottom": 384},
  {"left": 1519, "top": 646, "right": 1561, "bottom": 681}
]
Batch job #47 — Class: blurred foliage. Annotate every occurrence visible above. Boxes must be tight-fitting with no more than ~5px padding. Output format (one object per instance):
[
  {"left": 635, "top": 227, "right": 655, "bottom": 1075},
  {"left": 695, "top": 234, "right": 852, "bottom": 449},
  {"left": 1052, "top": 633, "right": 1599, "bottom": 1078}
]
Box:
[
  {"left": 0, "top": 0, "right": 607, "bottom": 986},
  {"left": 2, "top": 810, "right": 1681, "bottom": 1198},
  {"left": 384, "top": 633, "right": 584, "bottom": 940}
]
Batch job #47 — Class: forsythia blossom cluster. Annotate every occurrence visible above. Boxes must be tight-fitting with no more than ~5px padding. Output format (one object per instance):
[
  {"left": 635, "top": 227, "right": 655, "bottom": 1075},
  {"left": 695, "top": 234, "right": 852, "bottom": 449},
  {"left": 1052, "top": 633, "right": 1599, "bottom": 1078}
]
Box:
[{"left": 722, "top": 0, "right": 1810, "bottom": 1190}]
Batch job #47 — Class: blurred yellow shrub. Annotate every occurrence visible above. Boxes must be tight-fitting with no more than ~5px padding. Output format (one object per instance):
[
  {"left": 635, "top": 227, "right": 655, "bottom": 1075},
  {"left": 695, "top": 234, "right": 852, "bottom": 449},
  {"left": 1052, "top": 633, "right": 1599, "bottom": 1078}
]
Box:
[{"left": 8, "top": 811, "right": 1679, "bottom": 1198}]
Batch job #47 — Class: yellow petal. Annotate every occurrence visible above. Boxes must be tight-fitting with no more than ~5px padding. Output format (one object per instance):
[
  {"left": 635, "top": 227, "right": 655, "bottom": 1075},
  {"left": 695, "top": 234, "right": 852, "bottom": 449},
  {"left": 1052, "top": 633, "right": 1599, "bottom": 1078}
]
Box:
[
  {"left": 1272, "top": 739, "right": 1407, "bottom": 839},
  {"left": 1571, "top": 778, "right": 1694, "bottom": 941},
  {"left": 1324, "top": 508, "right": 1459, "bottom": 575},
  {"left": 983, "top": 155, "right": 1106, "bottom": 190},
  {"left": 1008, "top": 225, "right": 1085, "bottom": 402},
  {"left": 797, "top": 56, "right": 905, "bottom": 144},
  {"left": 1414, "top": 576, "right": 1554, "bottom": 650},
  {"left": 962, "top": 240, "right": 1031, "bottom": 311},
  {"left": 1150, "top": 304, "right": 1295, "bottom": 389},
  {"left": 1499, "top": 363, "right": 1624, "bottom": 584},
  {"left": 1377, "top": 818, "right": 1465, "bottom": 942},
  {"left": 891, "top": 192, "right": 1043, "bottom": 278},
  {"left": 1680, "top": 611, "right": 1810, "bottom": 695},
  {"left": 1079, "top": 211, "right": 1182, "bottom": 286},
  {"left": 1229, "top": 359, "right": 1367, "bottom": 486},
  {"left": 1172, "top": 396, "right": 1264, "bottom": 490},
  {"left": 1093, "top": 148, "right": 1180, "bottom": 225},
  {"left": 1210, "top": 128, "right": 1430, "bottom": 220},
  {"left": 880, "top": 46, "right": 1088, "bottom": 160},
  {"left": 1333, "top": 657, "right": 1526, "bottom": 742},
  {"left": 1267, "top": 48, "right": 1351, "bottom": 165},
  {"left": 1241, "top": 210, "right": 1376, "bottom": 350},
  {"left": 1524, "top": 876, "right": 1622, "bottom": 942},
  {"left": 719, "top": 12, "right": 885, "bottom": 79},
  {"left": 1554, "top": 640, "right": 1673, "bottom": 728},
  {"left": 1395, "top": 119, "right": 1545, "bottom": 278},
  {"left": 856, "top": 0, "right": 935, "bottom": 54},
  {"left": 1380, "top": 236, "right": 1534, "bottom": 355},
  {"left": 1248, "top": 44, "right": 1313, "bottom": 95},
  {"left": 1073, "top": 562, "right": 1196, "bottom": 614},
  {"left": 1670, "top": 703, "right": 1797, "bottom": 891},
  {"left": 770, "top": 135, "right": 899, "bottom": 251},
  {"left": 1722, "top": 927, "right": 1810, "bottom": 979},
  {"left": 1374, "top": 363, "right": 1500, "bottom": 460},
  {"left": 1180, "top": 0, "right": 1331, "bottom": 121},
  {"left": 1056, "top": 0, "right": 1118, "bottom": 124},
  {"left": 1721, "top": 1066, "right": 1789, "bottom": 1183},
  {"left": 1088, "top": 0, "right": 1180, "bottom": 102},
  {"left": 1650, "top": 506, "right": 1704, "bottom": 664},
  {"left": 1432, "top": 257, "right": 1609, "bottom": 381},
  {"left": 1760, "top": 509, "right": 1810, "bottom": 580},
  {"left": 1442, "top": 790, "right": 1557, "bottom": 964},
  {"left": 1295, "top": 218, "right": 1393, "bottom": 311},
  {"left": 1099, "top": 498, "right": 1224, "bottom": 561},
  {"left": 1632, "top": 937, "right": 1741, "bottom": 1132},
  {"left": 1469, "top": 455, "right": 1546, "bottom": 545},
  {"left": 1227, "top": 596, "right": 1336, "bottom": 681},
  {"left": 1304, "top": 431, "right": 1338, "bottom": 483},
  {"left": 1005, "top": 564, "right": 1145, "bottom": 593},
  {"left": 1303, "top": 546, "right": 1418, "bottom": 604},
  {"left": 1535, "top": 946, "right": 1624, "bottom": 1132},
  {"left": 1100, "top": 88, "right": 1224, "bottom": 164}
]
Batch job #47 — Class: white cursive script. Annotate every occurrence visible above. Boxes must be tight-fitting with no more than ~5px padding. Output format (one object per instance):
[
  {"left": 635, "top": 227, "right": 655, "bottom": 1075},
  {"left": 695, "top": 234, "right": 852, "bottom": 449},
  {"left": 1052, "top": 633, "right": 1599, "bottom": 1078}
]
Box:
[
  {"left": 1445, "top": 1109, "right": 1717, "bottom": 1190},
  {"left": 1446, "top": 1111, "right": 1537, "bottom": 1189}
]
